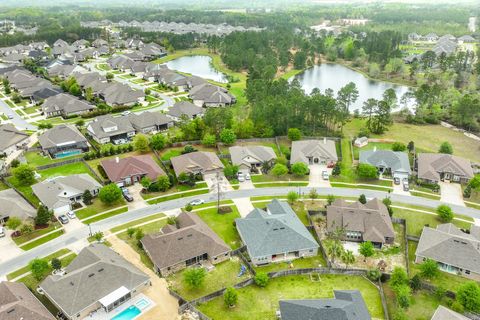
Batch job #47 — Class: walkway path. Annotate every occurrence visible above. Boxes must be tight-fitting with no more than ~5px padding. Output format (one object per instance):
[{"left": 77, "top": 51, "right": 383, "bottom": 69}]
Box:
[{"left": 2, "top": 186, "right": 480, "bottom": 276}]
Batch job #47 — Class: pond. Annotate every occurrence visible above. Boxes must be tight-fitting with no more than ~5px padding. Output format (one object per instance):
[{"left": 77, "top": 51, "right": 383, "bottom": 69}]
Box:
[
  {"left": 165, "top": 55, "right": 228, "bottom": 83},
  {"left": 290, "top": 63, "right": 413, "bottom": 112}
]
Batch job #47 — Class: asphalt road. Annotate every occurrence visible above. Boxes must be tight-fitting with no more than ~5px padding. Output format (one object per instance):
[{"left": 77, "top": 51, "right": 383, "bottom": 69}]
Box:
[
  {"left": 0, "top": 99, "right": 37, "bottom": 130},
  {"left": 1, "top": 186, "right": 479, "bottom": 277}
]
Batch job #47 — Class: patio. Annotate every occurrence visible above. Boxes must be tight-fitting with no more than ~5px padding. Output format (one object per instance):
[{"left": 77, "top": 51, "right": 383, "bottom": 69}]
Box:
[{"left": 87, "top": 294, "right": 154, "bottom": 320}]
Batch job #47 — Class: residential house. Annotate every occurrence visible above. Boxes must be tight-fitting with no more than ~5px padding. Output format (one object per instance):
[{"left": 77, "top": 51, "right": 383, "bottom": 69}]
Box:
[
  {"left": 100, "top": 83, "right": 145, "bottom": 106},
  {"left": 290, "top": 139, "right": 338, "bottom": 166},
  {"left": 47, "top": 64, "right": 78, "bottom": 79},
  {"left": 171, "top": 151, "right": 224, "bottom": 177},
  {"left": 279, "top": 290, "right": 371, "bottom": 320},
  {"left": 431, "top": 306, "right": 469, "bottom": 320},
  {"left": 31, "top": 86, "right": 62, "bottom": 104},
  {"left": 235, "top": 199, "right": 319, "bottom": 266},
  {"left": 108, "top": 54, "right": 135, "bottom": 71},
  {"left": 32, "top": 174, "right": 101, "bottom": 214},
  {"left": 87, "top": 115, "right": 136, "bottom": 144},
  {"left": 327, "top": 198, "right": 395, "bottom": 247},
  {"left": 142, "top": 212, "right": 231, "bottom": 276},
  {"left": 229, "top": 145, "right": 277, "bottom": 172},
  {"left": 38, "top": 124, "right": 89, "bottom": 158},
  {"left": 72, "top": 39, "right": 89, "bottom": 51},
  {"left": 167, "top": 101, "right": 204, "bottom": 121},
  {"left": 458, "top": 35, "right": 476, "bottom": 44},
  {"left": 101, "top": 155, "right": 166, "bottom": 187},
  {"left": 156, "top": 71, "right": 190, "bottom": 91},
  {"left": 423, "top": 33, "right": 439, "bottom": 42},
  {"left": 0, "top": 189, "right": 36, "bottom": 223},
  {"left": 0, "top": 281, "right": 55, "bottom": 320},
  {"left": 416, "top": 223, "right": 480, "bottom": 281},
  {"left": 41, "top": 93, "right": 96, "bottom": 118},
  {"left": 359, "top": 149, "right": 411, "bottom": 180},
  {"left": 72, "top": 71, "right": 106, "bottom": 88},
  {"left": 354, "top": 136, "right": 368, "bottom": 148},
  {"left": 0, "top": 124, "right": 30, "bottom": 156},
  {"left": 53, "top": 39, "right": 69, "bottom": 47},
  {"left": 92, "top": 38, "right": 108, "bottom": 48},
  {"left": 39, "top": 244, "right": 151, "bottom": 320},
  {"left": 417, "top": 153, "right": 473, "bottom": 184},
  {"left": 189, "top": 83, "right": 235, "bottom": 107},
  {"left": 140, "top": 42, "right": 166, "bottom": 59},
  {"left": 125, "top": 38, "right": 144, "bottom": 49},
  {"left": 127, "top": 111, "right": 173, "bottom": 134}
]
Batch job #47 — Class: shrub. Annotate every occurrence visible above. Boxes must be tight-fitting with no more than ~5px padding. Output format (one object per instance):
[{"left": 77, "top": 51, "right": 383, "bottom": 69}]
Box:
[
  {"left": 219, "top": 128, "right": 236, "bottom": 145},
  {"left": 457, "top": 282, "right": 480, "bottom": 312},
  {"left": 51, "top": 258, "right": 62, "bottom": 271},
  {"left": 201, "top": 133, "right": 217, "bottom": 147},
  {"left": 287, "top": 191, "right": 299, "bottom": 204},
  {"left": 357, "top": 163, "right": 378, "bottom": 179},
  {"left": 392, "top": 142, "right": 406, "bottom": 151},
  {"left": 99, "top": 184, "right": 123, "bottom": 204},
  {"left": 436, "top": 204, "right": 453, "bottom": 223},
  {"left": 271, "top": 163, "right": 288, "bottom": 177},
  {"left": 287, "top": 128, "right": 302, "bottom": 141},
  {"left": 29, "top": 258, "right": 49, "bottom": 280},
  {"left": 12, "top": 164, "right": 36, "bottom": 185},
  {"left": 291, "top": 162, "right": 309, "bottom": 177},
  {"left": 366, "top": 268, "right": 381, "bottom": 281},
  {"left": 223, "top": 287, "right": 238, "bottom": 307},
  {"left": 183, "top": 267, "right": 206, "bottom": 289},
  {"left": 358, "top": 194, "right": 367, "bottom": 204},
  {"left": 419, "top": 258, "right": 439, "bottom": 279},
  {"left": 254, "top": 272, "right": 269, "bottom": 287},
  {"left": 439, "top": 141, "right": 453, "bottom": 154}
]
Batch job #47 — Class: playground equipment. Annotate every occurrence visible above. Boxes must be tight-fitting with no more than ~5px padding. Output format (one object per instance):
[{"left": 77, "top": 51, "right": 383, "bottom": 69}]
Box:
[{"left": 237, "top": 264, "right": 247, "bottom": 277}]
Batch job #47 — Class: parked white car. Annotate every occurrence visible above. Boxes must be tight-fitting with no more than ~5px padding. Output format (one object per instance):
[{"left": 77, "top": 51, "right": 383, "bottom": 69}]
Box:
[
  {"left": 0, "top": 226, "right": 5, "bottom": 238},
  {"left": 237, "top": 172, "right": 245, "bottom": 182},
  {"left": 322, "top": 171, "right": 329, "bottom": 180},
  {"left": 189, "top": 199, "right": 205, "bottom": 206},
  {"left": 245, "top": 172, "right": 251, "bottom": 180}
]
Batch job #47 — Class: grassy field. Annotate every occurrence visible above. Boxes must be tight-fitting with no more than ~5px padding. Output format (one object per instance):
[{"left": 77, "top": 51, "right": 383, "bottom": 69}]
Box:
[
  {"left": 344, "top": 118, "right": 480, "bottom": 163},
  {"left": 353, "top": 141, "right": 394, "bottom": 159},
  {"left": 76, "top": 199, "right": 127, "bottom": 220},
  {"left": 195, "top": 206, "right": 242, "bottom": 249},
  {"left": 391, "top": 207, "right": 471, "bottom": 237},
  {"left": 38, "top": 162, "right": 94, "bottom": 180},
  {"left": 159, "top": 145, "right": 216, "bottom": 161},
  {"left": 168, "top": 258, "right": 251, "bottom": 301},
  {"left": 198, "top": 274, "right": 385, "bottom": 320}
]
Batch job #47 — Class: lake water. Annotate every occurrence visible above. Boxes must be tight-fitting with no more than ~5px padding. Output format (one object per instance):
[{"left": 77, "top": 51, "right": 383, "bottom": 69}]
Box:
[
  {"left": 165, "top": 55, "right": 228, "bottom": 83},
  {"left": 290, "top": 63, "right": 413, "bottom": 112}
]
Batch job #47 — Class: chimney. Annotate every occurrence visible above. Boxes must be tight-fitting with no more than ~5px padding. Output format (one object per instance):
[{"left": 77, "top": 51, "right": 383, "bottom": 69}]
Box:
[
  {"left": 115, "top": 157, "right": 119, "bottom": 163},
  {"left": 323, "top": 137, "right": 327, "bottom": 144}
]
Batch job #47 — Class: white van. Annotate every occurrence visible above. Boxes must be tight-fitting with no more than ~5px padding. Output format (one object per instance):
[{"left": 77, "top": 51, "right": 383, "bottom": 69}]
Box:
[{"left": 0, "top": 226, "right": 5, "bottom": 238}]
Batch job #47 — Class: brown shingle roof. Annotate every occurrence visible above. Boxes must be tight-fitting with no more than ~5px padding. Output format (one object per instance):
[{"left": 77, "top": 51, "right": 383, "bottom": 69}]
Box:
[
  {"left": 417, "top": 153, "right": 474, "bottom": 182},
  {"left": 141, "top": 212, "right": 231, "bottom": 270},
  {"left": 101, "top": 155, "right": 165, "bottom": 183},
  {"left": 170, "top": 151, "right": 224, "bottom": 176}
]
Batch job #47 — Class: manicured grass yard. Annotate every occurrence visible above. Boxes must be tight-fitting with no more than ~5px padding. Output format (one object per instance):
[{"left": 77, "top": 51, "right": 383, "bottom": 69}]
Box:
[
  {"left": 344, "top": 118, "right": 480, "bottom": 163},
  {"left": 391, "top": 207, "right": 471, "bottom": 237},
  {"left": 25, "top": 151, "right": 82, "bottom": 167},
  {"left": 21, "top": 229, "right": 65, "bottom": 250},
  {"left": 353, "top": 141, "right": 394, "bottom": 159},
  {"left": 38, "top": 162, "right": 93, "bottom": 180},
  {"left": 6, "top": 176, "right": 40, "bottom": 207},
  {"left": 7, "top": 248, "right": 72, "bottom": 280},
  {"left": 142, "top": 182, "right": 208, "bottom": 200},
  {"left": 82, "top": 206, "right": 129, "bottom": 224},
  {"left": 251, "top": 174, "right": 309, "bottom": 183},
  {"left": 159, "top": 145, "right": 217, "bottom": 161},
  {"left": 146, "top": 188, "right": 209, "bottom": 205},
  {"left": 168, "top": 258, "right": 251, "bottom": 301},
  {"left": 23, "top": 106, "right": 38, "bottom": 114},
  {"left": 76, "top": 199, "right": 127, "bottom": 221},
  {"left": 12, "top": 222, "right": 62, "bottom": 245},
  {"left": 195, "top": 206, "right": 242, "bottom": 249},
  {"left": 198, "top": 274, "right": 385, "bottom": 320},
  {"left": 253, "top": 255, "right": 327, "bottom": 274}
]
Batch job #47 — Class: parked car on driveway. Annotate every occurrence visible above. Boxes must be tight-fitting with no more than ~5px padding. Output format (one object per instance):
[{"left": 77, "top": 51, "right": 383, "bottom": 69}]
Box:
[
  {"left": 237, "top": 172, "right": 245, "bottom": 182},
  {"left": 394, "top": 177, "right": 400, "bottom": 185},
  {"left": 322, "top": 171, "right": 329, "bottom": 180},
  {"left": 0, "top": 227, "right": 5, "bottom": 238},
  {"left": 189, "top": 199, "right": 205, "bottom": 206},
  {"left": 67, "top": 211, "right": 76, "bottom": 219},
  {"left": 403, "top": 183, "right": 410, "bottom": 192},
  {"left": 58, "top": 215, "right": 69, "bottom": 224},
  {"left": 122, "top": 188, "right": 134, "bottom": 202},
  {"left": 245, "top": 172, "right": 251, "bottom": 180}
]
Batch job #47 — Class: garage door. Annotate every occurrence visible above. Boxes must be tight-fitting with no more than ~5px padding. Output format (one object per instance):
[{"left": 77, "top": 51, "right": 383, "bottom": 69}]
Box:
[{"left": 393, "top": 172, "right": 409, "bottom": 181}]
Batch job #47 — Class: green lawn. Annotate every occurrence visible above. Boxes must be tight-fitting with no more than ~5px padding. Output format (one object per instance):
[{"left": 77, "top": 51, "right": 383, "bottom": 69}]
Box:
[
  {"left": 251, "top": 174, "right": 309, "bottom": 183},
  {"left": 253, "top": 255, "right": 327, "bottom": 274},
  {"left": 25, "top": 151, "right": 82, "bottom": 167},
  {"left": 23, "top": 106, "right": 38, "bottom": 114},
  {"left": 146, "top": 188, "right": 209, "bottom": 205},
  {"left": 82, "top": 206, "right": 129, "bottom": 224},
  {"left": 254, "top": 182, "right": 309, "bottom": 188},
  {"left": 38, "top": 162, "right": 94, "bottom": 180},
  {"left": 353, "top": 141, "right": 394, "bottom": 159},
  {"left": 142, "top": 182, "right": 208, "bottom": 200},
  {"left": 408, "top": 241, "right": 471, "bottom": 293},
  {"left": 20, "top": 229, "right": 65, "bottom": 251},
  {"left": 391, "top": 207, "right": 472, "bottom": 237},
  {"left": 195, "top": 206, "right": 242, "bottom": 249},
  {"left": 76, "top": 199, "right": 127, "bottom": 220},
  {"left": 168, "top": 258, "right": 251, "bottom": 301},
  {"left": 344, "top": 118, "right": 480, "bottom": 163},
  {"left": 384, "top": 283, "right": 440, "bottom": 320},
  {"left": 110, "top": 213, "right": 166, "bottom": 233},
  {"left": 7, "top": 248, "right": 71, "bottom": 280},
  {"left": 159, "top": 145, "right": 217, "bottom": 161},
  {"left": 198, "top": 274, "right": 385, "bottom": 320},
  {"left": 12, "top": 222, "right": 62, "bottom": 245}
]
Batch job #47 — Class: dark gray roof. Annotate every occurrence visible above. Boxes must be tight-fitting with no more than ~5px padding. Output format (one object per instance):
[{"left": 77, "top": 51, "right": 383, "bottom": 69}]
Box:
[
  {"left": 0, "top": 281, "right": 55, "bottom": 320},
  {"left": 127, "top": 111, "right": 172, "bottom": 130},
  {"left": 0, "top": 189, "right": 36, "bottom": 221},
  {"left": 167, "top": 101, "right": 204, "bottom": 119},
  {"left": 189, "top": 83, "right": 234, "bottom": 104},
  {"left": 235, "top": 200, "right": 318, "bottom": 258},
  {"left": 416, "top": 223, "right": 480, "bottom": 274},
  {"left": 38, "top": 124, "right": 87, "bottom": 149},
  {"left": 279, "top": 290, "right": 371, "bottom": 320},
  {"left": 40, "top": 244, "right": 150, "bottom": 318},
  {"left": 359, "top": 150, "right": 411, "bottom": 174},
  {"left": 87, "top": 115, "right": 135, "bottom": 139},
  {"left": 41, "top": 93, "right": 95, "bottom": 115}
]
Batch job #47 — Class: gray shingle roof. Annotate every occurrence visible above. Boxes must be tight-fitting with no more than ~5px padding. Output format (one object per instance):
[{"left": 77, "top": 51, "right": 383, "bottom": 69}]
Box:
[
  {"left": 41, "top": 93, "right": 95, "bottom": 115},
  {"left": 0, "top": 189, "right": 36, "bottom": 221},
  {"left": 416, "top": 223, "right": 480, "bottom": 274},
  {"left": 171, "top": 151, "right": 224, "bottom": 176},
  {"left": 0, "top": 124, "right": 29, "bottom": 153},
  {"left": 127, "top": 111, "right": 172, "bottom": 131},
  {"left": 229, "top": 145, "right": 277, "bottom": 168},
  {"left": 0, "top": 281, "right": 55, "bottom": 320},
  {"left": 141, "top": 212, "right": 231, "bottom": 270},
  {"left": 32, "top": 174, "right": 101, "bottom": 210},
  {"left": 167, "top": 101, "right": 204, "bottom": 119},
  {"left": 431, "top": 306, "right": 469, "bottom": 320},
  {"left": 235, "top": 200, "right": 318, "bottom": 258},
  {"left": 417, "top": 153, "right": 473, "bottom": 182},
  {"left": 87, "top": 115, "right": 135, "bottom": 139},
  {"left": 189, "top": 83, "right": 234, "bottom": 104},
  {"left": 359, "top": 150, "right": 410, "bottom": 174},
  {"left": 291, "top": 139, "right": 338, "bottom": 164},
  {"left": 280, "top": 290, "right": 371, "bottom": 320},
  {"left": 38, "top": 124, "right": 87, "bottom": 149},
  {"left": 40, "top": 244, "right": 150, "bottom": 318}
]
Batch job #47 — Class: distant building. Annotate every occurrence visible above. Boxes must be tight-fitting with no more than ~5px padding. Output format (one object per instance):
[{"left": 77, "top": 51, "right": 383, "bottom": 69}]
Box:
[
  {"left": 354, "top": 137, "right": 368, "bottom": 148},
  {"left": 0, "top": 124, "right": 30, "bottom": 156}
]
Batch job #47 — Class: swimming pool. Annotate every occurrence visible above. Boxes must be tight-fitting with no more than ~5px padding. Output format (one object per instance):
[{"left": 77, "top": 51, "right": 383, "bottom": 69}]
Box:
[
  {"left": 111, "top": 306, "right": 141, "bottom": 320},
  {"left": 54, "top": 150, "right": 82, "bottom": 159},
  {"left": 135, "top": 298, "right": 150, "bottom": 310}
]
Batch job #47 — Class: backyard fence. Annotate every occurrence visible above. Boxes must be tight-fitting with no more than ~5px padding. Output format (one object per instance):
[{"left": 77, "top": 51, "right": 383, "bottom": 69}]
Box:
[
  {"left": 391, "top": 217, "right": 410, "bottom": 275},
  {"left": 36, "top": 157, "right": 83, "bottom": 171}
]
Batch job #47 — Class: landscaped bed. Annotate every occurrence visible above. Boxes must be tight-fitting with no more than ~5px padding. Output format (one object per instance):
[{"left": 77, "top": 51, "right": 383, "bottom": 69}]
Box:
[
  {"left": 168, "top": 258, "right": 251, "bottom": 301},
  {"left": 197, "top": 274, "right": 385, "bottom": 320}
]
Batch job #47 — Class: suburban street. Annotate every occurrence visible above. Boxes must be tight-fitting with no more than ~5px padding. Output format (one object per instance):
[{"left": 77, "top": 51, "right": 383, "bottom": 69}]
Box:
[
  {"left": 0, "top": 98, "right": 37, "bottom": 130},
  {"left": 1, "top": 185, "right": 480, "bottom": 277}
]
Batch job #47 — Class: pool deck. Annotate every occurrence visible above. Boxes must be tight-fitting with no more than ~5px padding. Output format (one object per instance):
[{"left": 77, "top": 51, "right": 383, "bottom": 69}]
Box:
[{"left": 86, "top": 294, "right": 155, "bottom": 320}]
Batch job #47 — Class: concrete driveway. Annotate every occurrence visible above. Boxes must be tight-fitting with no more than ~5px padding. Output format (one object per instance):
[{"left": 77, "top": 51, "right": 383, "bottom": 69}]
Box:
[
  {"left": 392, "top": 181, "right": 410, "bottom": 196},
  {"left": 308, "top": 164, "right": 331, "bottom": 187},
  {"left": 0, "top": 231, "right": 24, "bottom": 264},
  {"left": 440, "top": 182, "right": 465, "bottom": 206},
  {"left": 127, "top": 184, "right": 149, "bottom": 210}
]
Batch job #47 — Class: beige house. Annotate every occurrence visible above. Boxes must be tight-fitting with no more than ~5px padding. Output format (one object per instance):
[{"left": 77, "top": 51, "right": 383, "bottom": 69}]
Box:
[
  {"left": 170, "top": 151, "right": 224, "bottom": 177},
  {"left": 290, "top": 139, "right": 338, "bottom": 166},
  {"left": 417, "top": 153, "right": 474, "bottom": 184},
  {"left": 141, "top": 212, "right": 231, "bottom": 276}
]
